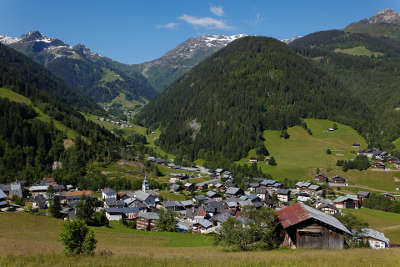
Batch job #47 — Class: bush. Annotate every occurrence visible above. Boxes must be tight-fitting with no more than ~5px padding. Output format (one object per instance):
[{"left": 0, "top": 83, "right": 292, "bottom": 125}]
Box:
[{"left": 59, "top": 220, "right": 97, "bottom": 255}]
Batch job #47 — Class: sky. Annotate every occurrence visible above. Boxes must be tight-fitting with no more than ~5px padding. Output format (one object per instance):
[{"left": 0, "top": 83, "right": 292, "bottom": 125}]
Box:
[{"left": 1, "top": 0, "right": 399, "bottom": 64}]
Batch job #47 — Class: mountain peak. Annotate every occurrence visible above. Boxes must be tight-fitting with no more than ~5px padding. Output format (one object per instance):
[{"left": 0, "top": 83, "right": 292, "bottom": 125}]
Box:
[
  {"left": 20, "top": 30, "right": 47, "bottom": 42},
  {"left": 368, "top": 8, "right": 400, "bottom": 25}
]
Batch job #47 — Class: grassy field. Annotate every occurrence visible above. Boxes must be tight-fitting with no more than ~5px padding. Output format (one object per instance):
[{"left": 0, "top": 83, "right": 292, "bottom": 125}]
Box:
[
  {"left": 334, "top": 46, "right": 384, "bottom": 57},
  {"left": 1, "top": 213, "right": 400, "bottom": 266},
  {"left": 344, "top": 208, "right": 400, "bottom": 243},
  {"left": 0, "top": 87, "right": 79, "bottom": 140}
]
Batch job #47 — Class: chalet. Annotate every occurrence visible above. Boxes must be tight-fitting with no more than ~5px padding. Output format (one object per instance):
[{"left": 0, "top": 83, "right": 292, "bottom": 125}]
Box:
[
  {"left": 9, "top": 181, "right": 24, "bottom": 198},
  {"left": 318, "top": 203, "right": 339, "bottom": 215},
  {"left": 277, "top": 202, "right": 351, "bottom": 249},
  {"left": 161, "top": 200, "right": 183, "bottom": 211},
  {"left": 102, "top": 188, "right": 117, "bottom": 200},
  {"left": 63, "top": 190, "right": 93, "bottom": 202},
  {"left": 170, "top": 184, "right": 183, "bottom": 192},
  {"left": 352, "top": 143, "right": 361, "bottom": 149},
  {"left": 205, "top": 201, "right": 228, "bottom": 214},
  {"left": 180, "top": 200, "right": 194, "bottom": 209},
  {"left": 357, "top": 149, "right": 374, "bottom": 158},
  {"left": 206, "top": 191, "right": 219, "bottom": 199},
  {"left": 184, "top": 182, "right": 194, "bottom": 191},
  {"left": 194, "top": 194, "right": 208, "bottom": 203},
  {"left": 193, "top": 219, "right": 213, "bottom": 233},
  {"left": 214, "top": 168, "right": 224, "bottom": 176},
  {"left": 356, "top": 228, "right": 390, "bottom": 249},
  {"left": 176, "top": 221, "right": 192, "bottom": 233},
  {"left": 136, "top": 212, "right": 159, "bottom": 231},
  {"left": 357, "top": 191, "right": 370, "bottom": 205},
  {"left": 314, "top": 174, "right": 329, "bottom": 183},
  {"left": 372, "top": 162, "right": 385, "bottom": 169},
  {"left": 297, "top": 192, "right": 311, "bottom": 202},
  {"left": 295, "top": 182, "right": 311, "bottom": 192},
  {"left": 225, "top": 187, "right": 244, "bottom": 197},
  {"left": 249, "top": 158, "right": 258, "bottom": 163},
  {"left": 28, "top": 185, "right": 48, "bottom": 197},
  {"left": 330, "top": 175, "right": 346, "bottom": 184},
  {"left": 334, "top": 195, "right": 359, "bottom": 209},
  {"left": 276, "top": 189, "right": 291, "bottom": 203},
  {"left": 104, "top": 199, "right": 124, "bottom": 209},
  {"left": 195, "top": 182, "right": 208, "bottom": 191},
  {"left": 388, "top": 157, "right": 399, "bottom": 164},
  {"left": 255, "top": 186, "right": 269, "bottom": 201},
  {"left": 382, "top": 193, "right": 396, "bottom": 201},
  {"left": 211, "top": 212, "right": 231, "bottom": 226},
  {"left": 308, "top": 184, "right": 321, "bottom": 194},
  {"left": 0, "top": 189, "right": 8, "bottom": 208}
]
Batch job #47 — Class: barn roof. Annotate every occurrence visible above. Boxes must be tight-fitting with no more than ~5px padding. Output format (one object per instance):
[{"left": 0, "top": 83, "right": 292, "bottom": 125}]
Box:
[{"left": 276, "top": 202, "right": 351, "bottom": 234}]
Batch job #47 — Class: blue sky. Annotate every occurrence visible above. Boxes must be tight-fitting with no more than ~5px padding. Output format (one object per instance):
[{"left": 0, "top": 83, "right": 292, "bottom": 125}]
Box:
[{"left": 1, "top": 0, "right": 399, "bottom": 64}]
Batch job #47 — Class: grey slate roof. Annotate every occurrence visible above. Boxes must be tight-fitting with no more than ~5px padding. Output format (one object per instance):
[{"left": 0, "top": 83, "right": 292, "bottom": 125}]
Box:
[
  {"left": 358, "top": 191, "right": 370, "bottom": 197},
  {"left": 106, "top": 207, "right": 139, "bottom": 214},
  {"left": 308, "top": 184, "right": 320, "bottom": 191},
  {"left": 180, "top": 200, "right": 194, "bottom": 207},
  {"left": 0, "top": 188, "right": 7, "bottom": 199},
  {"left": 138, "top": 211, "right": 159, "bottom": 220},
  {"left": 334, "top": 194, "right": 358, "bottom": 203},
  {"left": 358, "top": 228, "right": 389, "bottom": 244},
  {"left": 226, "top": 187, "right": 241, "bottom": 195},
  {"left": 196, "top": 219, "right": 212, "bottom": 228},
  {"left": 277, "top": 189, "right": 290, "bottom": 195}
]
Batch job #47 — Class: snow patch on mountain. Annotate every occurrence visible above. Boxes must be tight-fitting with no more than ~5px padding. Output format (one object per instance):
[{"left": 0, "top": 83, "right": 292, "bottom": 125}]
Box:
[{"left": 0, "top": 34, "right": 21, "bottom": 45}]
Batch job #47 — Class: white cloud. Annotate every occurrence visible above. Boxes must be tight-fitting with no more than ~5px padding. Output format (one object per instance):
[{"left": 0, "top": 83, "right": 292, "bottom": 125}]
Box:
[
  {"left": 210, "top": 5, "right": 224, "bottom": 16},
  {"left": 178, "top": 14, "right": 233, "bottom": 30},
  {"left": 156, "top": 22, "right": 179, "bottom": 29}
]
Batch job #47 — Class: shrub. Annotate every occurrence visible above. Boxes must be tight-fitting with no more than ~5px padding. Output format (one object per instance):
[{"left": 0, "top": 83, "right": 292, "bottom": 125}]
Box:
[{"left": 59, "top": 220, "right": 97, "bottom": 255}]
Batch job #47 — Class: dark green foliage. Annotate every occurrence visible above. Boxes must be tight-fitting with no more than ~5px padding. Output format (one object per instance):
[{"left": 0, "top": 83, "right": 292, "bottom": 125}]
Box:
[
  {"left": 138, "top": 37, "right": 371, "bottom": 163},
  {"left": 326, "top": 149, "right": 332, "bottom": 155},
  {"left": 0, "top": 98, "right": 62, "bottom": 183},
  {"left": 363, "top": 193, "right": 400, "bottom": 213},
  {"left": 290, "top": 30, "right": 400, "bottom": 149},
  {"left": 338, "top": 155, "right": 369, "bottom": 172},
  {"left": 335, "top": 213, "right": 369, "bottom": 232},
  {"left": 59, "top": 220, "right": 97, "bottom": 255},
  {"left": 156, "top": 209, "right": 176, "bottom": 232},
  {"left": 280, "top": 129, "right": 290, "bottom": 139},
  {"left": 50, "top": 195, "right": 63, "bottom": 219},
  {"left": 255, "top": 142, "right": 269, "bottom": 157},
  {"left": 268, "top": 157, "right": 277, "bottom": 166},
  {"left": 215, "top": 206, "right": 279, "bottom": 250},
  {"left": 75, "top": 195, "right": 108, "bottom": 227}
]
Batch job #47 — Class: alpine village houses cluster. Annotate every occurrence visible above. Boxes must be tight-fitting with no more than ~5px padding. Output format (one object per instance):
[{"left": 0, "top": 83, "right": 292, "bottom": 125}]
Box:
[{"left": 1, "top": 150, "right": 395, "bottom": 250}]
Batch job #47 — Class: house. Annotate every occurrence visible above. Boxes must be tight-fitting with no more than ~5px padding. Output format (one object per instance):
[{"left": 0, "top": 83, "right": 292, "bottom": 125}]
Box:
[
  {"left": 184, "top": 183, "right": 194, "bottom": 191},
  {"left": 352, "top": 143, "right": 361, "bottom": 149},
  {"left": 161, "top": 200, "right": 182, "bottom": 211},
  {"left": 318, "top": 203, "right": 339, "bottom": 215},
  {"left": 0, "top": 189, "right": 8, "bottom": 208},
  {"left": 334, "top": 195, "right": 359, "bottom": 209},
  {"left": 314, "top": 174, "right": 329, "bottom": 183},
  {"left": 249, "top": 158, "right": 258, "bottom": 163},
  {"left": 194, "top": 194, "right": 208, "bottom": 203},
  {"left": 297, "top": 192, "right": 311, "bottom": 202},
  {"left": 277, "top": 202, "right": 351, "bottom": 249},
  {"left": 64, "top": 190, "right": 93, "bottom": 201},
  {"left": 330, "top": 175, "right": 346, "bottom": 184},
  {"left": 134, "top": 190, "right": 156, "bottom": 207},
  {"left": 9, "top": 181, "right": 24, "bottom": 198},
  {"left": 276, "top": 189, "right": 291, "bottom": 203},
  {"left": 105, "top": 207, "right": 140, "bottom": 221},
  {"left": 356, "top": 228, "right": 390, "bottom": 249},
  {"left": 193, "top": 219, "right": 213, "bottom": 233},
  {"left": 136, "top": 212, "right": 160, "bottom": 231},
  {"left": 102, "top": 188, "right": 117, "bottom": 200},
  {"left": 211, "top": 212, "right": 232, "bottom": 226},
  {"left": 180, "top": 200, "right": 194, "bottom": 209},
  {"left": 255, "top": 186, "right": 269, "bottom": 201},
  {"left": 32, "top": 194, "right": 48, "bottom": 209},
  {"left": 382, "top": 193, "right": 396, "bottom": 201},
  {"left": 170, "top": 184, "right": 183, "bottom": 193},
  {"left": 372, "top": 162, "right": 385, "bottom": 169},
  {"left": 357, "top": 191, "right": 370, "bottom": 205},
  {"left": 225, "top": 187, "right": 243, "bottom": 197},
  {"left": 28, "top": 185, "right": 48, "bottom": 197},
  {"left": 104, "top": 199, "right": 124, "bottom": 209},
  {"left": 195, "top": 182, "right": 208, "bottom": 191}
]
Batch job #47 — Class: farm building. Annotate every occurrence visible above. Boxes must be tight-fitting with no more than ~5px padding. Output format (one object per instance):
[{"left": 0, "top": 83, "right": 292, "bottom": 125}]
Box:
[
  {"left": 356, "top": 228, "right": 390, "bottom": 249},
  {"left": 277, "top": 203, "right": 351, "bottom": 249},
  {"left": 136, "top": 212, "right": 159, "bottom": 231},
  {"left": 334, "top": 195, "right": 359, "bottom": 209}
]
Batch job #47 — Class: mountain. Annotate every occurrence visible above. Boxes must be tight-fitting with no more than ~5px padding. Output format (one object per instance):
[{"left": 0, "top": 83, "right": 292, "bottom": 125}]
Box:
[
  {"left": 345, "top": 8, "right": 400, "bottom": 40},
  {"left": 0, "top": 43, "right": 119, "bottom": 184},
  {"left": 290, "top": 29, "right": 400, "bottom": 147},
  {"left": 133, "top": 34, "right": 247, "bottom": 92},
  {"left": 137, "top": 37, "right": 371, "bottom": 164},
  {"left": 0, "top": 31, "right": 157, "bottom": 113}
]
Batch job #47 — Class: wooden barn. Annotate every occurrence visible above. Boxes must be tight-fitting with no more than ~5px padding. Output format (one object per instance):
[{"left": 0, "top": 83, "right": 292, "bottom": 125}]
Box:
[{"left": 277, "top": 203, "right": 351, "bottom": 249}]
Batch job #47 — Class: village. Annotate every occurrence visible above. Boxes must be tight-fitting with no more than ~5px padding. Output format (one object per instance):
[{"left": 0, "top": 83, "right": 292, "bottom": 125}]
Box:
[{"left": 0, "top": 150, "right": 396, "bottom": 250}]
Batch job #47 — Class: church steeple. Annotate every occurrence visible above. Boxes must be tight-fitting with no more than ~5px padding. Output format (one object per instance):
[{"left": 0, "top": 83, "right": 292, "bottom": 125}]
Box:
[{"left": 142, "top": 175, "right": 149, "bottom": 192}]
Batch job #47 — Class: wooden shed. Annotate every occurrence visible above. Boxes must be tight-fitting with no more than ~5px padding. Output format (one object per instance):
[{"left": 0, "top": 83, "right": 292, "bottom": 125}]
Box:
[{"left": 277, "top": 203, "right": 351, "bottom": 249}]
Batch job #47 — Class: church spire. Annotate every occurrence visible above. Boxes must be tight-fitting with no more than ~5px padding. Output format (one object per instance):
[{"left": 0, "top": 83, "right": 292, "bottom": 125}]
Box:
[{"left": 142, "top": 175, "right": 149, "bottom": 192}]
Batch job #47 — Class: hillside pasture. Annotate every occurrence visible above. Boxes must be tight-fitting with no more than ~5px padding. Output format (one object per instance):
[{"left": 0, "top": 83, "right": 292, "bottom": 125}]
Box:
[{"left": 1, "top": 213, "right": 400, "bottom": 266}]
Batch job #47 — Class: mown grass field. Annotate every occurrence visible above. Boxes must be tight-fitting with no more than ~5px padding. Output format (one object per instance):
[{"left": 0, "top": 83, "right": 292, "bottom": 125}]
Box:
[
  {"left": 334, "top": 46, "right": 384, "bottom": 57},
  {"left": 1, "top": 213, "right": 400, "bottom": 266},
  {"left": 237, "top": 119, "right": 400, "bottom": 192},
  {"left": 344, "top": 208, "right": 400, "bottom": 243},
  {"left": 0, "top": 88, "right": 79, "bottom": 139}
]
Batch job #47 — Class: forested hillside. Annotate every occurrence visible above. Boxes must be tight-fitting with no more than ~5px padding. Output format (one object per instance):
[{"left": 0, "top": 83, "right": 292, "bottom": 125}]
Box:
[
  {"left": 290, "top": 30, "right": 400, "bottom": 148},
  {"left": 137, "top": 37, "right": 372, "bottom": 165},
  {"left": 0, "top": 43, "right": 120, "bottom": 184}
]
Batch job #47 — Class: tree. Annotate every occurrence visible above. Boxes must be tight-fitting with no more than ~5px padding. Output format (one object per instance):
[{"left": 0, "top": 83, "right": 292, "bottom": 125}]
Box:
[
  {"left": 156, "top": 209, "right": 176, "bottom": 232},
  {"left": 75, "top": 195, "right": 100, "bottom": 226},
  {"left": 50, "top": 195, "right": 63, "bottom": 218},
  {"left": 335, "top": 213, "right": 368, "bottom": 232},
  {"left": 280, "top": 129, "right": 290, "bottom": 139},
  {"left": 215, "top": 206, "right": 279, "bottom": 251},
  {"left": 268, "top": 156, "right": 277, "bottom": 166},
  {"left": 326, "top": 149, "right": 332, "bottom": 155},
  {"left": 333, "top": 123, "right": 338, "bottom": 130},
  {"left": 59, "top": 220, "right": 97, "bottom": 255}
]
